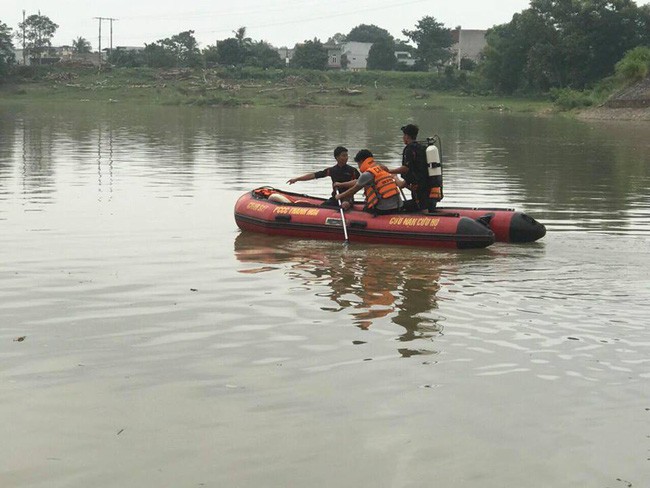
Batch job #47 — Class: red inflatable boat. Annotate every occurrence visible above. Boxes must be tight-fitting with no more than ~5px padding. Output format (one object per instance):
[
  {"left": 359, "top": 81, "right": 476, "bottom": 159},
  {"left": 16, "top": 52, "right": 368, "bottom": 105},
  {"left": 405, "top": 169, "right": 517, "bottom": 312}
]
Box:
[
  {"left": 435, "top": 206, "right": 546, "bottom": 243},
  {"left": 235, "top": 188, "right": 497, "bottom": 249}
]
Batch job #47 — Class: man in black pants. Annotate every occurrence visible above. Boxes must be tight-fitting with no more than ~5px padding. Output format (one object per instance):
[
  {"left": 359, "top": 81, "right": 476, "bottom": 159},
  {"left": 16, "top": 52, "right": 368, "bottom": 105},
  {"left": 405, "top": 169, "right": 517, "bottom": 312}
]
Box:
[{"left": 287, "top": 146, "right": 360, "bottom": 207}]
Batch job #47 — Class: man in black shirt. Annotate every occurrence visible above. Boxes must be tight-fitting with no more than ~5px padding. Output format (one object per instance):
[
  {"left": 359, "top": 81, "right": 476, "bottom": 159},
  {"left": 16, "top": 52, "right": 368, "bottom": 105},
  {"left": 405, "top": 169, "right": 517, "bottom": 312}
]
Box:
[
  {"left": 388, "top": 124, "right": 436, "bottom": 212},
  {"left": 287, "top": 146, "right": 360, "bottom": 207}
]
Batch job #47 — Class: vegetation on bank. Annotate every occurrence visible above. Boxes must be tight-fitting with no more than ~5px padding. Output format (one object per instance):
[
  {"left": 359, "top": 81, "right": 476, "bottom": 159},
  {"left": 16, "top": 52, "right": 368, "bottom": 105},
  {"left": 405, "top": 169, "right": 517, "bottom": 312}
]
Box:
[
  {"left": 0, "top": 65, "right": 551, "bottom": 113},
  {"left": 1, "top": 1, "right": 649, "bottom": 114}
]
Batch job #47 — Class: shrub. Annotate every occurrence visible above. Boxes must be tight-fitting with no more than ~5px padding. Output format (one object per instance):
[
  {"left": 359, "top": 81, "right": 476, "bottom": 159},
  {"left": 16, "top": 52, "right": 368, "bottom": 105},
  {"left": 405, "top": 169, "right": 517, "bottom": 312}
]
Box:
[
  {"left": 614, "top": 46, "right": 650, "bottom": 85},
  {"left": 550, "top": 88, "right": 593, "bottom": 111}
]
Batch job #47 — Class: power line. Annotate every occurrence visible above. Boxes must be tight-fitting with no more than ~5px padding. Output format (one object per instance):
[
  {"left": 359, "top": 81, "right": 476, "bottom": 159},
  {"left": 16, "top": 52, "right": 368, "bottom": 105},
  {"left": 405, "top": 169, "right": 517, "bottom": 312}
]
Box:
[{"left": 108, "top": 0, "right": 428, "bottom": 45}]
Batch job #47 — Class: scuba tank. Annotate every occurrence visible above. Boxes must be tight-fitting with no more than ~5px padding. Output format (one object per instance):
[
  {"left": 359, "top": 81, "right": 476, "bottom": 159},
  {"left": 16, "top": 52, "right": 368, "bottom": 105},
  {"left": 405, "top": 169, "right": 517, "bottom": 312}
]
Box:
[
  {"left": 424, "top": 135, "right": 443, "bottom": 202},
  {"left": 425, "top": 135, "right": 442, "bottom": 178}
]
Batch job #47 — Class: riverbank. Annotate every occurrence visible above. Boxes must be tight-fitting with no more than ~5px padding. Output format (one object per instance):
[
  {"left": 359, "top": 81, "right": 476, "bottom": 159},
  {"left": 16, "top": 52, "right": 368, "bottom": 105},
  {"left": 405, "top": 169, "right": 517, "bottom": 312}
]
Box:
[
  {"left": 577, "top": 106, "right": 650, "bottom": 121},
  {"left": 0, "top": 66, "right": 551, "bottom": 113}
]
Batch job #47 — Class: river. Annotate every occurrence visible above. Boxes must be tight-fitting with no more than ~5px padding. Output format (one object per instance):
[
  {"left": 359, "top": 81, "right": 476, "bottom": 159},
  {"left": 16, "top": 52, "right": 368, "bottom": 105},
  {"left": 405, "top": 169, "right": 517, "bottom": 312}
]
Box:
[{"left": 1, "top": 102, "right": 649, "bottom": 488}]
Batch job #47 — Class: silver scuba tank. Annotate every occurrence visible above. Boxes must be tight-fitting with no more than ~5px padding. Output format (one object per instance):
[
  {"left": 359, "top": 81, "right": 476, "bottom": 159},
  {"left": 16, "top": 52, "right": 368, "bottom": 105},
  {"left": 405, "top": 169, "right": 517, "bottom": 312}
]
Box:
[{"left": 425, "top": 135, "right": 442, "bottom": 177}]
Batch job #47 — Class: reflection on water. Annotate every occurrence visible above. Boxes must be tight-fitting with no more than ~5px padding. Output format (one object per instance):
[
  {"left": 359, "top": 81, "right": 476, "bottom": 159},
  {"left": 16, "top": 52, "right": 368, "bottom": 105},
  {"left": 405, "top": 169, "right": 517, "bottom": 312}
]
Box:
[
  {"left": 2, "top": 104, "right": 649, "bottom": 235},
  {"left": 234, "top": 233, "right": 446, "bottom": 357}
]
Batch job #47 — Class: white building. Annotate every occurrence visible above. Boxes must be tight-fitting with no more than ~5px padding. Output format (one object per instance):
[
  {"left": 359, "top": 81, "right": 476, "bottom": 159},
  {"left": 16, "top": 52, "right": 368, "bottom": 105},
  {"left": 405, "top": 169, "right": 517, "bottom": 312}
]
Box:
[
  {"left": 450, "top": 29, "right": 487, "bottom": 68},
  {"left": 326, "top": 41, "right": 373, "bottom": 70},
  {"left": 394, "top": 51, "right": 415, "bottom": 68}
]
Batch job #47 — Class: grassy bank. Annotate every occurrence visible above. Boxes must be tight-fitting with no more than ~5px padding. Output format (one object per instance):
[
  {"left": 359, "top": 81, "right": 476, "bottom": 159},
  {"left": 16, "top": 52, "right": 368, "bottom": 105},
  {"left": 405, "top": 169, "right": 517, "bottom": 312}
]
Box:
[{"left": 0, "top": 66, "right": 551, "bottom": 113}]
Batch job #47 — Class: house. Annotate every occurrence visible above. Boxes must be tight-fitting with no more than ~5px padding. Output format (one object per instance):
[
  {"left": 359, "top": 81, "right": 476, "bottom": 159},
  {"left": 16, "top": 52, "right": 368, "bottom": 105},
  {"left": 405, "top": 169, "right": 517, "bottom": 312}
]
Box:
[
  {"left": 450, "top": 28, "right": 487, "bottom": 68},
  {"left": 13, "top": 45, "right": 80, "bottom": 66},
  {"left": 59, "top": 52, "right": 103, "bottom": 67},
  {"left": 394, "top": 51, "right": 415, "bottom": 68},
  {"left": 325, "top": 43, "right": 342, "bottom": 68},
  {"left": 326, "top": 41, "right": 373, "bottom": 70},
  {"left": 276, "top": 47, "right": 294, "bottom": 65},
  {"left": 341, "top": 42, "right": 372, "bottom": 71}
]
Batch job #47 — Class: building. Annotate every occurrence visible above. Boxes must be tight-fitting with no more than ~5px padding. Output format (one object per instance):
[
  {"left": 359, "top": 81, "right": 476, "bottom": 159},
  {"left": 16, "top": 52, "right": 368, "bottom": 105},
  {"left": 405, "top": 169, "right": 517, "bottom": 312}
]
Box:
[
  {"left": 450, "top": 29, "right": 487, "bottom": 68},
  {"left": 59, "top": 52, "right": 103, "bottom": 67},
  {"left": 276, "top": 47, "right": 293, "bottom": 65},
  {"left": 394, "top": 51, "right": 415, "bottom": 68},
  {"left": 341, "top": 42, "right": 373, "bottom": 71},
  {"left": 325, "top": 41, "right": 373, "bottom": 70}
]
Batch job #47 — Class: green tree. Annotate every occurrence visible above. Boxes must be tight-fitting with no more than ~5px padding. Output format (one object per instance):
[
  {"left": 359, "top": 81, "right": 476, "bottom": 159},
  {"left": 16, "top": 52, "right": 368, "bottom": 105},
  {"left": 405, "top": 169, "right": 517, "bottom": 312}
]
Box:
[
  {"left": 482, "top": 0, "right": 650, "bottom": 93},
  {"left": 203, "top": 45, "right": 220, "bottom": 66},
  {"left": 326, "top": 33, "right": 347, "bottom": 45},
  {"left": 217, "top": 37, "right": 247, "bottom": 66},
  {"left": 143, "top": 30, "right": 201, "bottom": 68},
  {"left": 0, "top": 21, "right": 15, "bottom": 79},
  {"left": 367, "top": 37, "right": 397, "bottom": 70},
  {"left": 531, "top": 0, "right": 650, "bottom": 87},
  {"left": 18, "top": 13, "right": 58, "bottom": 63},
  {"left": 480, "top": 10, "right": 558, "bottom": 93},
  {"left": 142, "top": 43, "right": 176, "bottom": 68},
  {"left": 72, "top": 36, "right": 91, "bottom": 54},
  {"left": 346, "top": 24, "right": 394, "bottom": 44},
  {"left": 233, "top": 27, "right": 252, "bottom": 50},
  {"left": 290, "top": 39, "right": 328, "bottom": 70},
  {"left": 163, "top": 30, "right": 202, "bottom": 67},
  {"left": 107, "top": 48, "right": 144, "bottom": 67},
  {"left": 340, "top": 53, "right": 349, "bottom": 70},
  {"left": 402, "top": 16, "right": 453, "bottom": 70},
  {"left": 248, "top": 41, "right": 283, "bottom": 69}
]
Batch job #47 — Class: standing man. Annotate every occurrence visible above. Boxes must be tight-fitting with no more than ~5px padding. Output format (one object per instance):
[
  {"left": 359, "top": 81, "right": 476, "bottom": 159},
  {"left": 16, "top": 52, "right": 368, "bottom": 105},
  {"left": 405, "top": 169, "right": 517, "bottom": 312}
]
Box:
[
  {"left": 388, "top": 124, "right": 442, "bottom": 212},
  {"left": 334, "top": 150, "right": 403, "bottom": 215},
  {"left": 287, "top": 146, "right": 360, "bottom": 207}
]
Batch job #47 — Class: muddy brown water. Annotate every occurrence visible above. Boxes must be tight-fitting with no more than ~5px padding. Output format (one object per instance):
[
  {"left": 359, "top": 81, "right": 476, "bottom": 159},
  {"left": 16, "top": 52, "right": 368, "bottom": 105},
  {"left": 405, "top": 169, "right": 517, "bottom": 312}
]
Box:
[{"left": 1, "top": 103, "right": 649, "bottom": 487}]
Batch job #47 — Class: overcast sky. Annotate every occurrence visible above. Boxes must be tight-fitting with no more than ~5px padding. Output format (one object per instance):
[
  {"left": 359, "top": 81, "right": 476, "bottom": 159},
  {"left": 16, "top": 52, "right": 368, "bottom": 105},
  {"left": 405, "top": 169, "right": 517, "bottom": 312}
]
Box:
[{"left": 2, "top": 0, "right": 650, "bottom": 49}]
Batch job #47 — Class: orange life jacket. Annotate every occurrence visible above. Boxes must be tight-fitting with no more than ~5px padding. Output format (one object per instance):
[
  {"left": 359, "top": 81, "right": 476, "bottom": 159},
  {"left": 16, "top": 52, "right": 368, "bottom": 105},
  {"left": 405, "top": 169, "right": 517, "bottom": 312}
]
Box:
[{"left": 359, "top": 158, "right": 400, "bottom": 209}]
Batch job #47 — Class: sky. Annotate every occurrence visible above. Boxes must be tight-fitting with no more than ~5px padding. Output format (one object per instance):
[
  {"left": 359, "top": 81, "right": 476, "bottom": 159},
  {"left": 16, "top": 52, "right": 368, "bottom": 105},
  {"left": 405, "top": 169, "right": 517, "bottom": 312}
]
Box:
[{"left": 2, "top": 0, "right": 649, "bottom": 50}]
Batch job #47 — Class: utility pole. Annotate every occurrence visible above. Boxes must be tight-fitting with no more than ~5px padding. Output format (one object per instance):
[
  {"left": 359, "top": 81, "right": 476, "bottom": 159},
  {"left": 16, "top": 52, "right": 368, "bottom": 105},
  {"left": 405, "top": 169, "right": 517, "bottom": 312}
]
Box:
[
  {"left": 109, "top": 18, "right": 117, "bottom": 55},
  {"left": 94, "top": 17, "right": 118, "bottom": 66},
  {"left": 22, "top": 10, "right": 26, "bottom": 65}
]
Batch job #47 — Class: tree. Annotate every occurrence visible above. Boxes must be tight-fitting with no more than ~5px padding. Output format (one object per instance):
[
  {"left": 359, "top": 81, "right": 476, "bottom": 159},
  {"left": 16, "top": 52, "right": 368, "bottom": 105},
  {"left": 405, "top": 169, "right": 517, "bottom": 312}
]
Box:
[
  {"left": 367, "top": 37, "right": 397, "bottom": 70},
  {"left": 347, "top": 24, "right": 394, "bottom": 44},
  {"left": 1, "top": 21, "right": 15, "bottom": 79},
  {"left": 143, "top": 42, "right": 176, "bottom": 68},
  {"left": 480, "top": 10, "right": 557, "bottom": 93},
  {"left": 143, "top": 30, "right": 201, "bottom": 68},
  {"left": 18, "top": 13, "right": 58, "bottom": 63},
  {"left": 290, "top": 39, "right": 328, "bottom": 70},
  {"left": 481, "top": 0, "right": 650, "bottom": 93},
  {"left": 340, "top": 53, "right": 349, "bottom": 70},
  {"left": 217, "top": 37, "right": 247, "bottom": 66},
  {"left": 402, "top": 16, "right": 452, "bottom": 70},
  {"left": 163, "top": 30, "right": 202, "bottom": 67},
  {"left": 72, "top": 36, "right": 91, "bottom": 54},
  {"left": 248, "top": 41, "right": 283, "bottom": 69},
  {"left": 326, "top": 33, "right": 346, "bottom": 45},
  {"left": 107, "top": 48, "right": 144, "bottom": 67},
  {"left": 203, "top": 45, "right": 220, "bottom": 66},
  {"left": 233, "top": 27, "right": 252, "bottom": 50}
]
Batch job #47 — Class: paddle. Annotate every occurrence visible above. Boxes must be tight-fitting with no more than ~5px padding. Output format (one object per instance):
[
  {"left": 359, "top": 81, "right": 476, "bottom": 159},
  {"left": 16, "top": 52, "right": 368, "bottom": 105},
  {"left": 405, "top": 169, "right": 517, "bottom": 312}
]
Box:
[{"left": 337, "top": 193, "right": 349, "bottom": 242}]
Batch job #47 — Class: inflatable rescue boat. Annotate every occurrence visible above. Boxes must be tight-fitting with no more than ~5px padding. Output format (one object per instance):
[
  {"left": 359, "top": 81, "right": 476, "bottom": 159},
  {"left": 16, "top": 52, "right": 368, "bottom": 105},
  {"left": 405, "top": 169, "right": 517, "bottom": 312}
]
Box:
[{"left": 235, "top": 187, "right": 495, "bottom": 249}]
